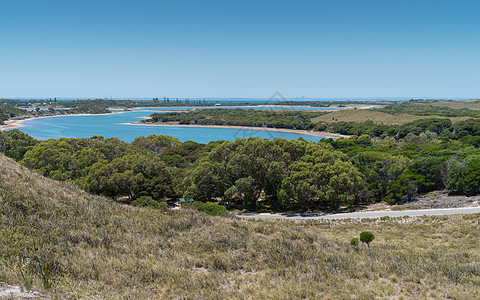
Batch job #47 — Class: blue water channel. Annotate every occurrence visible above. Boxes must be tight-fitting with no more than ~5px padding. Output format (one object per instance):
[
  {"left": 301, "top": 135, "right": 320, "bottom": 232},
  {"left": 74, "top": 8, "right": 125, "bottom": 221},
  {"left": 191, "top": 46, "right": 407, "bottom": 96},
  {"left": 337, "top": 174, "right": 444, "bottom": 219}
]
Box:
[{"left": 9, "top": 107, "right": 332, "bottom": 143}]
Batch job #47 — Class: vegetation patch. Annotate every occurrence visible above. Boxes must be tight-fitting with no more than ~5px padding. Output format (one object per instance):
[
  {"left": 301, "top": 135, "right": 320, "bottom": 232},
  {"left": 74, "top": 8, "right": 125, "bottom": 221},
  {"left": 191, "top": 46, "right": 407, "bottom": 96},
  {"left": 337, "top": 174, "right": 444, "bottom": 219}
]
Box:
[
  {"left": 144, "top": 108, "right": 327, "bottom": 131},
  {"left": 1, "top": 154, "right": 480, "bottom": 298}
]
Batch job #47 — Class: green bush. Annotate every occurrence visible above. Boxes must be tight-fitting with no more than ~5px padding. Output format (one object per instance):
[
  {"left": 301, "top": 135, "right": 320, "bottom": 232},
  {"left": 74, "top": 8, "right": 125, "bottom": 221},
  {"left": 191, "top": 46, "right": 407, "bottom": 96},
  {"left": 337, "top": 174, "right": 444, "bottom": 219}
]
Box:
[
  {"left": 187, "top": 201, "right": 228, "bottom": 216},
  {"left": 350, "top": 238, "right": 359, "bottom": 246},
  {"left": 131, "top": 196, "right": 168, "bottom": 210},
  {"left": 360, "top": 231, "right": 375, "bottom": 247},
  {"left": 380, "top": 216, "right": 389, "bottom": 221}
]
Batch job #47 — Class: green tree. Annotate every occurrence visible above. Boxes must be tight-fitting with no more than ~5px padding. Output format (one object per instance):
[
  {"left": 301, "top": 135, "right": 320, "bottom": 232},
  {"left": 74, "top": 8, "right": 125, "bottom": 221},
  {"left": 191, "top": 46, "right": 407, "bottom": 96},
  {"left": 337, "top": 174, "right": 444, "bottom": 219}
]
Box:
[
  {"left": 445, "top": 157, "right": 466, "bottom": 194},
  {"left": 129, "top": 134, "right": 179, "bottom": 155},
  {"left": 360, "top": 231, "right": 375, "bottom": 247},
  {"left": 457, "top": 157, "right": 480, "bottom": 196},
  {"left": 352, "top": 151, "right": 411, "bottom": 201},
  {"left": 385, "top": 170, "right": 424, "bottom": 203}
]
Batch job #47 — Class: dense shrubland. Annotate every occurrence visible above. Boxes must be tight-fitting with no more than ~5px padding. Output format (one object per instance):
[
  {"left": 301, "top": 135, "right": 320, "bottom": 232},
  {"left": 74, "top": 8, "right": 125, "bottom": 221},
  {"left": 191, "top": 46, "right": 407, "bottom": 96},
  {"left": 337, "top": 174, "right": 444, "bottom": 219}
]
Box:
[
  {"left": 182, "top": 138, "right": 363, "bottom": 211},
  {"left": 4, "top": 102, "right": 480, "bottom": 211},
  {"left": 0, "top": 106, "right": 26, "bottom": 124},
  {"left": 144, "top": 108, "right": 326, "bottom": 131},
  {"left": 375, "top": 102, "right": 480, "bottom": 118},
  {"left": 4, "top": 132, "right": 363, "bottom": 211},
  {"left": 5, "top": 114, "right": 480, "bottom": 212}
]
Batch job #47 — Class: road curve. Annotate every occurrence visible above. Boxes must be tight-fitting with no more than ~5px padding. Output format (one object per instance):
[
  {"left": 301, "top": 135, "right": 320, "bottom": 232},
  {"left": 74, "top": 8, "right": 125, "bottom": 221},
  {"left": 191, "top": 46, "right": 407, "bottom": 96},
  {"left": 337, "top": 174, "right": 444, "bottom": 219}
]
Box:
[{"left": 236, "top": 206, "right": 480, "bottom": 220}]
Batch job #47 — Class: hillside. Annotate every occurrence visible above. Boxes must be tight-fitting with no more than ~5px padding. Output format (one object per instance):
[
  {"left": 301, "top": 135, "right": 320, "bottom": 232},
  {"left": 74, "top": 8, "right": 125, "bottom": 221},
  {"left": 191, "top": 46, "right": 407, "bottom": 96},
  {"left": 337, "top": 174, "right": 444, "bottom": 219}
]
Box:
[
  {"left": 311, "top": 109, "right": 470, "bottom": 125},
  {"left": 1, "top": 153, "right": 480, "bottom": 299}
]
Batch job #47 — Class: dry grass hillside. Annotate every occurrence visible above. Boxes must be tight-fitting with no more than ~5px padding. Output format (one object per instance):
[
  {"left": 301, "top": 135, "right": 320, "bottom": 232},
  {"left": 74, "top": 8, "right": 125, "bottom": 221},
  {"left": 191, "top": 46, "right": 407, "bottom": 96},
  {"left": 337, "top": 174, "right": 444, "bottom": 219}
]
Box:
[
  {"left": 1, "top": 153, "right": 480, "bottom": 299},
  {"left": 312, "top": 109, "right": 470, "bottom": 125},
  {"left": 417, "top": 100, "right": 480, "bottom": 110}
]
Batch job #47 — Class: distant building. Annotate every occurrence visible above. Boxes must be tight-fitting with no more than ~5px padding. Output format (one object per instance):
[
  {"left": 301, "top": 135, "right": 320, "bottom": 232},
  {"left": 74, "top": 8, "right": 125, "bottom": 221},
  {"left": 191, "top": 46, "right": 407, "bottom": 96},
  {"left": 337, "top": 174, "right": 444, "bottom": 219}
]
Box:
[{"left": 176, "top": 198, "right": 194, "bottom": 206}]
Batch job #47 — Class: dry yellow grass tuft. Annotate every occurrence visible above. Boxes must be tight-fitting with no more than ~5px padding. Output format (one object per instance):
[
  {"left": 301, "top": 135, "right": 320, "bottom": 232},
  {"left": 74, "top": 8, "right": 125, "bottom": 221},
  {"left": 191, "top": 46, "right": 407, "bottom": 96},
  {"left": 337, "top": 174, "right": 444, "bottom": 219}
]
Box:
[
  {"left": 1, "top": 153, "right": 480, "bottom": 299},
  {"left": 312, "top": 109, "right": 470, "bottom": 125}
]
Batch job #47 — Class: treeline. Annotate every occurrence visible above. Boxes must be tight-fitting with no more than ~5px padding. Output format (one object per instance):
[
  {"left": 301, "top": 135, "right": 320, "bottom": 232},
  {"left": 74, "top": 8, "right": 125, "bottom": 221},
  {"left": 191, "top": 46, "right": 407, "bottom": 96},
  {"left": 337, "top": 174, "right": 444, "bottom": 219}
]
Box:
[
  {"left": 2, "top": 98, "right": 387, "bottom": 109},
  {"left": 327, "top": 118, "right": 480, "bottom": 144},
  {"left": 374, "top": 103, "right": 480, "bottom": 118},
  {"left": 145, "top": 109, "right": 327, "bottom": 131},
  {"left": 4, "top": 121, "right": 480, "bottom": 211},
  {"left": 15, "top": 134, "right": 204, "bottom": 206},
  {"left": 0, "top": 131, "right": 363, "bottom": 211},
  {"left": 0, "top": 102, "right": 109, "bottom": 123},
  {"left": 0, "top": 130, "right": 38, "bottom": 160},
  {"left": 0, "top": 106, "right": 27, "bottom": 125},
  {"left": 322, "top": 131, "right": 480, "bottom": 202},
  {"left": 182, "top": 139, "right": 363, "bottom": 211}
]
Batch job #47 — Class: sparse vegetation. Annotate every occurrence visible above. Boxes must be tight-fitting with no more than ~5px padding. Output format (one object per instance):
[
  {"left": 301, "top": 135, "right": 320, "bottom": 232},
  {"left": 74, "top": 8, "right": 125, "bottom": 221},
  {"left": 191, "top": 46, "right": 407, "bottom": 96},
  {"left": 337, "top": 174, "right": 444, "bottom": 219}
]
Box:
[
  {"left": 350, "top": 238, "right": 359, "bottom": 246},
  {"left": 1, "top": 154, "right": 480, "bottom": 298}
]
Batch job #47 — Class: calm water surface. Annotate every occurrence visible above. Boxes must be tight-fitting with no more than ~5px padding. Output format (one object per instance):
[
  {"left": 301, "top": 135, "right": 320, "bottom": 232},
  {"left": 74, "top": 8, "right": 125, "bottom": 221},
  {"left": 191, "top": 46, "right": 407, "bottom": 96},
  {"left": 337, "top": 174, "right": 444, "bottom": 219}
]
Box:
[{"left": 14, "top": 108, "right": 326, "bottom": 143}]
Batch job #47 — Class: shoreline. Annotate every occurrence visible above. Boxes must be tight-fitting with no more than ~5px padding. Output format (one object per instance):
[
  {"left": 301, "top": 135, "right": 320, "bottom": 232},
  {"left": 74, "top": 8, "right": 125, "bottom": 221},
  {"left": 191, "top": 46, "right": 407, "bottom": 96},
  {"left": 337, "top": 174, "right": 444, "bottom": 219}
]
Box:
[
  {"left": 0, "top": 110, "right": 128, "bottom": 131},
  {"left": 124, "top": 122, "right": 350, "bottom": 139},
  {"left": 1, "top": 110, "right": 349, "bottom": 140}
]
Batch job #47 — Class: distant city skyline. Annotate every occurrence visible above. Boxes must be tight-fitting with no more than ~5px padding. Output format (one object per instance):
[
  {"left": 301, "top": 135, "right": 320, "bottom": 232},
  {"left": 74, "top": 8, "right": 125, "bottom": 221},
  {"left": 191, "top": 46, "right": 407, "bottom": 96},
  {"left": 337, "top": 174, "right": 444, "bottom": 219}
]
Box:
[
  {"left": 6, "top": 96, "right": 479, "bottom": 102},
  {"left": 1, "top": 0, "right": 479, "bottom": 98}
]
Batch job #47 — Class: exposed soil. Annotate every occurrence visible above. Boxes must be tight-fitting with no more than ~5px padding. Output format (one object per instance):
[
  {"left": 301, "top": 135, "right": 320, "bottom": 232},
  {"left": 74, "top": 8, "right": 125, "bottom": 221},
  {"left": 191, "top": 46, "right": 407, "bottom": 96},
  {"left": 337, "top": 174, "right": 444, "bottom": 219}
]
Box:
[
  {"left": 0, "top": 283, "right": 50, "bottom": 299},
  {"left": 362, "top": 190, "right": 480, "bottom": 211}
]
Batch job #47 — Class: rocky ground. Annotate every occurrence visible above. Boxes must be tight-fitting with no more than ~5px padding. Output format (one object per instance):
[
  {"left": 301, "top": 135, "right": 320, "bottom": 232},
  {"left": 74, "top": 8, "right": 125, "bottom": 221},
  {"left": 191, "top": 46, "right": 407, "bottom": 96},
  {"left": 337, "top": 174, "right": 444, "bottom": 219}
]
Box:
[
  {"left": 363, "top": 191, "right": 480, "bottom": 211},
  {"left": 0, "top": 283, "right": 50, "bottom": 299}
]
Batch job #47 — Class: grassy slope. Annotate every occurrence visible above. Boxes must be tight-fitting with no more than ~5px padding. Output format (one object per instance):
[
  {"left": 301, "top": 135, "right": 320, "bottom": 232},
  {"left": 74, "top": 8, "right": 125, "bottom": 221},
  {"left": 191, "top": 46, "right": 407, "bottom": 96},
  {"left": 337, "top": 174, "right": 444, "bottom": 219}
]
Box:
[
  {"left": 1, "top": 153, "right": 480, "bottom": 299},
  {"left": 417, "top": 100, "right": 480, "bottom": 110},
  {"left": 312, "top": 109, "right": 470, "bottom": 125}
]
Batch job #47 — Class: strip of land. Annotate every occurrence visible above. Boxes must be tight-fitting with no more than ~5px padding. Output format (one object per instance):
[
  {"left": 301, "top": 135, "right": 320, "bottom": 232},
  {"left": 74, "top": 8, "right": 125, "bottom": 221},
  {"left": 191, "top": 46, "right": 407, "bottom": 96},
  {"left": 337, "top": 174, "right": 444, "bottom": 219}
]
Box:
[
  {"left": 0, "top": 111, "right": 122, "bottom": 131},
  {"left": 124, "top": 122, "right": 350, "bottom": 139}
]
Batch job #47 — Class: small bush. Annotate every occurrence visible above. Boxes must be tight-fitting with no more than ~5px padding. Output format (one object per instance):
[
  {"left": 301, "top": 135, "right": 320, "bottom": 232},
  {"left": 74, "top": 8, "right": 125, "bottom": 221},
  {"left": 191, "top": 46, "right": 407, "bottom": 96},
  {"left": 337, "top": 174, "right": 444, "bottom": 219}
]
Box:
[
  {"left": 360, "top": 231, "right": 375, "bottom": 247},
  {"left": 380, "top": 216, "right": 389, "bottom": 221},
  {"left": 187, "top": 201, "right": 228, "bottom": 216},
  {"left": 350, "top": 238, "right": 359, "bottom": 246},
  {"left": 131, "top": 196, "right": 167, "bottom": 210}
]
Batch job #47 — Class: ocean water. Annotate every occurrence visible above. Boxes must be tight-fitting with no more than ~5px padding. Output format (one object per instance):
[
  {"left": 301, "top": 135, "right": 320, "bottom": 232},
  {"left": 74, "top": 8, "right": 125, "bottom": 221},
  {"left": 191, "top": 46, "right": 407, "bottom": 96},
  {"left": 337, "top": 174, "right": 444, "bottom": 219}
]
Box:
[{"left": 12, "top": 108, "right": 327, "bottom": 143}]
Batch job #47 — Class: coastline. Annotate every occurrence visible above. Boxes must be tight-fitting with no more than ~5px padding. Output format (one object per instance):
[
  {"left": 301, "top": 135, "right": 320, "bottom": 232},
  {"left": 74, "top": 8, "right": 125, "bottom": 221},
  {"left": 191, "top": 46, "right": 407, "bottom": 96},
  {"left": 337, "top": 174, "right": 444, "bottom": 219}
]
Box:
[
  {"left": 1, "top": 110, "right": 349, "bottom": 140},
  {"left": 0, "top": 111, "right": 120, "bottom": 131},
  {"left": 124, "top": 122, "right": 350, "bottom": 139}
]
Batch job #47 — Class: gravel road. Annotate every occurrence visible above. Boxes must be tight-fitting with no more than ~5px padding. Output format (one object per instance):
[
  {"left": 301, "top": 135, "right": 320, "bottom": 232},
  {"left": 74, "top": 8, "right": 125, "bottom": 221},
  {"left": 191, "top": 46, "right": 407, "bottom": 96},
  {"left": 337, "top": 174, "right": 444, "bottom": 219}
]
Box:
[{"left": 236, "top": 206, "right": 480, "bottom": 220}]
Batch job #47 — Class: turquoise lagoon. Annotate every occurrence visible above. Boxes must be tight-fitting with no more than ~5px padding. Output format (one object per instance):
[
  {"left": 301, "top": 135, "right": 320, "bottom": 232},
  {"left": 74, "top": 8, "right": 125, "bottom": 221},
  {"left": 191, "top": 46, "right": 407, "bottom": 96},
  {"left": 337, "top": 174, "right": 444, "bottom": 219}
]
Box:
[{"left": 13, "top": 108, "right": 327, "bottom": 143}]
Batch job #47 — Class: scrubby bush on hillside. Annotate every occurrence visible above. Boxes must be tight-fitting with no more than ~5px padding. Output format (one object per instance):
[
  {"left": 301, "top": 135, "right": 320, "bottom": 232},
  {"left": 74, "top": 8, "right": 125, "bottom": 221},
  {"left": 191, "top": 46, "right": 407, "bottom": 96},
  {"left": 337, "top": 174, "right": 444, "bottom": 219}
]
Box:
[
  {"left": 131, "top": 196, "right": 168, "bottom": 210},
  {"left": 186, "top": 201, "right": 228, "bottom": 216},
  {"left": 360, "top": 231, "right": 375, "bottom": 247}
]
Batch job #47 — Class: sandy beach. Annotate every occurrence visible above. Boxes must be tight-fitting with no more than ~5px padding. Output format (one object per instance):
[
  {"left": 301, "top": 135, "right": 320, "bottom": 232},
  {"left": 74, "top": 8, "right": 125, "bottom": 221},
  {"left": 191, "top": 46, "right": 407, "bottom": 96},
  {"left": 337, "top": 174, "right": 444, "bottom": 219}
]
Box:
[
  {"left": 0, "top": 111, "right": 125, "bottom": 131},
  {"left": 124, "top": 122, "right": 350, "bottom": 139},
  {"left": 0, "top": 119, "right": 26, "bottom": 130},
  {"left": 0, "top": 115, "right": 82, "bottom": 131}
]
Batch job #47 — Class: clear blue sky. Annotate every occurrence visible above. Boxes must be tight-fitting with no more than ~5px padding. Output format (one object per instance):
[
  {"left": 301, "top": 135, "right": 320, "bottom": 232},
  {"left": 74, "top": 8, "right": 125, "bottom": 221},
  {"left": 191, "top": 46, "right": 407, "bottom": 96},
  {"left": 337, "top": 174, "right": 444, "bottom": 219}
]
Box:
[{"left": 1, "top": 0, "right": 479, "bottom": 99}]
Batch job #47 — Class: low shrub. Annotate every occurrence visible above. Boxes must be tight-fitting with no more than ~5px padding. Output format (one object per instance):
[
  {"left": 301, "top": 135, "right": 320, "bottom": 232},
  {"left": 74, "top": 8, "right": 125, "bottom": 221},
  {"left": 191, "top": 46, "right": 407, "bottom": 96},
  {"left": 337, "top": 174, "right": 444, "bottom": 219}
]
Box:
[
  {"left": 187, "top": 201, "right": 228, "bottom": 216},
  {"left": 131, "top": 196, "right": 168, "bottom": 210},
  {"left": 360, "top": 231, "right": 375, "bottom": 247}
]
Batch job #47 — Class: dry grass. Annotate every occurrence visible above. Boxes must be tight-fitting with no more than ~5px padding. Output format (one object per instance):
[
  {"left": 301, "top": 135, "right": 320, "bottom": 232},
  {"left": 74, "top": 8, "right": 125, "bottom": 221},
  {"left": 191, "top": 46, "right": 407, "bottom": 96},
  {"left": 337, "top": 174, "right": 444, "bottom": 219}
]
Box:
[
  {"left": 1, "top": 153, "right": 480, "bottom": 299},
  {"left": 415, "top": 100, "right": 480, "bottom": 110},
  {"left": 312, "top": 109, "right": 471, "bottom": 125}
]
